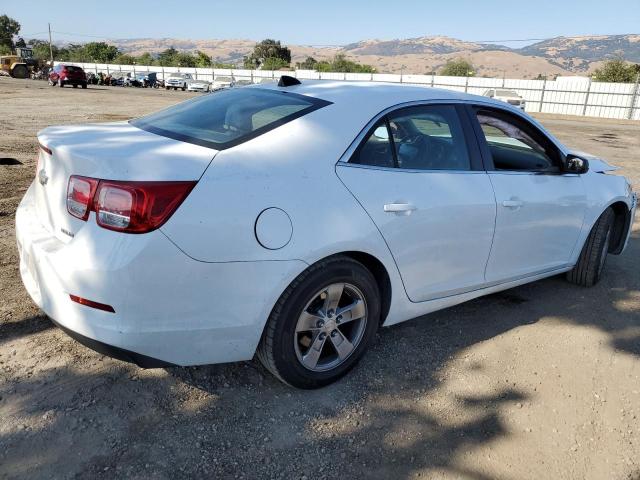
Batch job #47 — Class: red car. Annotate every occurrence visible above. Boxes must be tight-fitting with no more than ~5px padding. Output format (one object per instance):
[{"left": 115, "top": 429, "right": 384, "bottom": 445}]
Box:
[{"left": 48, "top": 64, "right": 87, "bottom": 89}]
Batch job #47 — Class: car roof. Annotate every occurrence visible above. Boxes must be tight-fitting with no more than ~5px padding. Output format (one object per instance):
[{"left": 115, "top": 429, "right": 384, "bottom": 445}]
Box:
[{"left": 256, "top": 80, "right": 484, "bottom": 110}]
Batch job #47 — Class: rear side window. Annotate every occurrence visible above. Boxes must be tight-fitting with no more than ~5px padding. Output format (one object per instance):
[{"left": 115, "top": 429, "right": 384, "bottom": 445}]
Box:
[
  {"left": 350, "top": 121, "right": 395, "bottom": 168},
  {"left": 131, "top": 88, "right": 331, "bottom": 150}
]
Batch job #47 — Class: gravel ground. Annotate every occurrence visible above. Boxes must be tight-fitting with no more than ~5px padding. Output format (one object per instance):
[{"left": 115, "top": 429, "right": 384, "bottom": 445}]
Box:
[{"left": 1, "top": 78, "right": 639, "bottom": 480}]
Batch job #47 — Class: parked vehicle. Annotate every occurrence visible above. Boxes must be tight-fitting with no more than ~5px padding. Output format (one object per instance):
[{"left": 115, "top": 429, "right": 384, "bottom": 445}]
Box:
[
  {"left": 0, "top": 46, "right": 40, "bottom": 78},
  {"left": 483, "top": 89, "right": 526, "bottom": 110},
  {"left": 187, "top": 79, "right": 211, "bottom": 92},
  {"left": 85, "top": 72, "right": 99, "bottom": 85},
  {"left": 211, "top": 75, "right": 234, "bottom": 90},
  {"left": 234, "top": 78, "right": 253, "bottom": 87},
  {"left": 48, "top": 64, "right": 88, "bottom": 89},
  {"left": 17, "top": 79, "right": 636, "bottom": 388},
  {"left": 165, "top": 73, "right": 193, "bottom": 91},
  {"left": 131, "top": 72, "right": 158, "bottom": 88},
  {"left": 109, "top": 74, "right": 126, "bottom": 87}
]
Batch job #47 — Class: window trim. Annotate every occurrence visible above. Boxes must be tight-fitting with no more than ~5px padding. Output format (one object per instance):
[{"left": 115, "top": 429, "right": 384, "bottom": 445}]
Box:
[
  {"left": 465, "top": 104, "right": 569, "bottom": 175},
  {"left": 130, "top": 89, "right": 332, "bottom": 151},
  {"left": 346, "top": 102, "right": 483, "bottom": 172}
]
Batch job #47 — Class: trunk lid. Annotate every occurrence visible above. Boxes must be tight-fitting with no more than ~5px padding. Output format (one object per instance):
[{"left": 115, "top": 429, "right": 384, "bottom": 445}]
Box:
[{"left": 35, "top": 121, "right": 216, "bottom": 242}]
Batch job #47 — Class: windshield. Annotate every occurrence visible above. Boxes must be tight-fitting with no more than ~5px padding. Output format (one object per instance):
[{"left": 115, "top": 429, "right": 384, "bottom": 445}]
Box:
[
  {"left": 131, "top": 88, "right": 331, "bottom": 150},
  {"left": 215, "top": 76, "right": 233, "bottom": 82}
]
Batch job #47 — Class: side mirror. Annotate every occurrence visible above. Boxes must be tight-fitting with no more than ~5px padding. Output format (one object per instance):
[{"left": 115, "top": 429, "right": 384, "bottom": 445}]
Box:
[{"left": 564, "top": 154, "right": 589, "bottom": 174}]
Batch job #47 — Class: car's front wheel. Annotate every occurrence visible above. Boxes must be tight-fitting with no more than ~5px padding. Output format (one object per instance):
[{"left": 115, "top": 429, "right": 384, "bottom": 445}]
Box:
[
  {"left": 257, "top": 256, "right": 380, "bottom": 389},
  {"left": 566, "top": 207, "right": 614, "bottom": 287}
]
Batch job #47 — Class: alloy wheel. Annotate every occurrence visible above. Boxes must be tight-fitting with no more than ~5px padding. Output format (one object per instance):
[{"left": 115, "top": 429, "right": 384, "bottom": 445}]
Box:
[{"left": 294, "top": 283, "right": 368, "bottom": 372}]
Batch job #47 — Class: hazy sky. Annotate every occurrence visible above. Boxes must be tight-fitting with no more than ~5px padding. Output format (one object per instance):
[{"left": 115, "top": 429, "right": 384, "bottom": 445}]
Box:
[{"left": 5, "top": 0, "right": 640, "bottom": 47}]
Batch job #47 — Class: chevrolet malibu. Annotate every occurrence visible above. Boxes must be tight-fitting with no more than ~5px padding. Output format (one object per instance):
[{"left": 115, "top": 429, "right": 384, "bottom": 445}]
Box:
[{"left": 16, "top": 77, "right": 636, "bottom": 388}]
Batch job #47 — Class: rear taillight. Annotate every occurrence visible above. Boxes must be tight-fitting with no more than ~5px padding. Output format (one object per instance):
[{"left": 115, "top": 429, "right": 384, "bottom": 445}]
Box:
[
  {"left": 66, "top": 176, "right": 196, "bottom": 234},
  {"left": 67, "top": 176, "right": 99, "bottom": 220}
]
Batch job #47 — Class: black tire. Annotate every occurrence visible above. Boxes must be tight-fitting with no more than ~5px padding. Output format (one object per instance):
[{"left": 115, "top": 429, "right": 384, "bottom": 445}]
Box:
[
  {"left": 81, "top": 82, "right": 87, "bottom": 89},
  {"left": 11, "top": 64, "right": 28, "bottom": 79},
  {"left": 257, "top": 255, "right": 380, "bottom": 389},
  {"left": 165, "top": 86, "right": 170, "bottom": 90},
  {"left": 566, "top": 208, "right": 614, "bottom": 287}
]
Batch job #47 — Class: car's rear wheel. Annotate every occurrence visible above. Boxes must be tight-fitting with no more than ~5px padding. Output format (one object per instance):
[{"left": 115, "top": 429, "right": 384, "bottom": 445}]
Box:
[
  {"left": 257, "top": 256, "right": 380, "bottom": 389},
  {"left": 566, "top": 207, "right": 614, "bottom": 287}
]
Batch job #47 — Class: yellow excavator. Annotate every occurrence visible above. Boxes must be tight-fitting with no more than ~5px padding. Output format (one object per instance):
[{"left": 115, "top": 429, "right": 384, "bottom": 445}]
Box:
[{"left": 0, "top": 47, "right": 38, "bottom": 78}]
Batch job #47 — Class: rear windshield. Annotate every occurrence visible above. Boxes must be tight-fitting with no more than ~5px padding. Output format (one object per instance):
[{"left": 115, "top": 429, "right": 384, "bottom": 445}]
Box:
[
  {"left": 131, "top": 88, "right": 331, "bottom": 149},
  {"left": 496, "top": 90, "right": 518, "bottom": 97},
  {"left": 64, "top": 66, "right": 81, "bottom": 72}
]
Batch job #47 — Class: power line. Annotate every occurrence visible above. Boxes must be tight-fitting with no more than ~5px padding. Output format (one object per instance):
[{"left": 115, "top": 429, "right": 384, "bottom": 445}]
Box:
[{"left": 22, "top": 28, "right": 553, "bottom": 45}]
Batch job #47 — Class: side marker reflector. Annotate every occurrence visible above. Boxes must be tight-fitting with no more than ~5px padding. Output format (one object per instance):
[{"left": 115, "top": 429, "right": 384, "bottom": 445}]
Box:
[{"left": 69, "top": 295, "right": 115, "bottom": 313}]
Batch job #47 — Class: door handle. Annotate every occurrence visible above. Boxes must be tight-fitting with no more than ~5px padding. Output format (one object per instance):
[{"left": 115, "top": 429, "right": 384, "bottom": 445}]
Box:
[
  {"left": 384, "top": 203, "right": 416, "bottom": 215},
  {"left": 502, "top": 200, "right": 524, "bottom": 209}
]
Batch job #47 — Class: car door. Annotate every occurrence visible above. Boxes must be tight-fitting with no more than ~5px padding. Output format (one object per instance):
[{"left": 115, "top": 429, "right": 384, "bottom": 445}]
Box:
[
  {"left": 467, "top": 105, "right": 588, "bottom": 282},
  {"left": 336, "top": 103, "right": 497, "bottom": 302}
]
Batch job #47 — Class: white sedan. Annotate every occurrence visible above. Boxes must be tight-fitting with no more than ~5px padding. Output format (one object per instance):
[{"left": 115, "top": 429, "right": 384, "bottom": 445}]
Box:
[
  {"left": 483, "top": 88, "right": 526, "bottom": 110},
  {"left": 16, "top": 77, "right": 636, "bottom": 388},
  {"left": 187, "top": 80, "right": 211, "bottom": 92}
]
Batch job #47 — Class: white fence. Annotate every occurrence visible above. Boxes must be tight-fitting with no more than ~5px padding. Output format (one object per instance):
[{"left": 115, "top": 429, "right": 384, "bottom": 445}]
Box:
[{"left": 61, "top": 62, "right": 640, "bottom": 121}]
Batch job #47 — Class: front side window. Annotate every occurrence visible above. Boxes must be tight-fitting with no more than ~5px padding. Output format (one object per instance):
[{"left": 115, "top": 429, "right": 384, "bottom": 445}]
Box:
[
  {"left": 131, "top": 88, "right": 331, "bottom": 149},
  {"left": 475, "top": 109, "right": 559, "bottom": 172}
]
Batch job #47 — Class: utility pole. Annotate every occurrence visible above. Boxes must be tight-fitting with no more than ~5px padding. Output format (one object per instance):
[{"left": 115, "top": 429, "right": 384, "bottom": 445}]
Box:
[{"left": 48, "top": 23, "right": 54, "bottom": 65}]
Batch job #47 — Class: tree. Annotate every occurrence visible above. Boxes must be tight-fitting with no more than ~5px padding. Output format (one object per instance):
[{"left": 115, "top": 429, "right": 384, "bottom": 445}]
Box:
[
  {"left": 137, "top": 52, "right": 155, "bottom": 66},
  {"left": 296, "top": 56, "right": 318, "bottom": 70},
  {"left": 194, "top": 50, "right": 211, "bottom": 68},
  {"left": 84, "top": 42, "right": 119, "bottom": 63},
  {"left": 29, "top": 39, "right": 57, "bottom": 61},
  {"left": 592, "top": 58, "right": 639, "bottom": 83},
  {"left": 244, "top": 39, "right": 291, "bottom": 69},
  {"left": 113, "top": 54, "right": 136, "bottom": 65},
  {"left": 158, "top": 47, "right": 179, "bottom": 66},
  {"left": 261, "top": 57, "right": 290, "bottom": 70},
  {"left": 331, "top": 54, "right": 375, "bottom": 73},
  {"left": 311, "top": 54, "right": 375, "bottom": 73},
  {"left": 0, "top": 14, "right": 20, "bottom": 51},
  {"left": 175, "top": 52, "right": 197, "bottom": 67},
  {"left": 440, "top": 59, "right": 475, "bottom": 77}
]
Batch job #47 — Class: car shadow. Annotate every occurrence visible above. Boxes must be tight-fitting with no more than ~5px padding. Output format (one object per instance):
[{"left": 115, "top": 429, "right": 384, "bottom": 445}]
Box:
[{"left": 1, "top": 229, "right": 638, "bottom": 479}]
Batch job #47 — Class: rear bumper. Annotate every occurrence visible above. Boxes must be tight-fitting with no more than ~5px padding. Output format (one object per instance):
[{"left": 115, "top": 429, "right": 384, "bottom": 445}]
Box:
[
  {"left": 52, "top": 319, "right": 175, "bottom": 368},
  {"left": 16, "top": 183, "right": 306, "bottom": 366}
]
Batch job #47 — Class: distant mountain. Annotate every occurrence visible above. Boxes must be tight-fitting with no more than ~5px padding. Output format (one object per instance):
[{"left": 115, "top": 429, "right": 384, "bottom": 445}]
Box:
[
  {"left": 105, "top": 34, "right": 640, "bottom": 78},
  {"left": 518, "top": 35, "right": 640, "bottom": 62}
]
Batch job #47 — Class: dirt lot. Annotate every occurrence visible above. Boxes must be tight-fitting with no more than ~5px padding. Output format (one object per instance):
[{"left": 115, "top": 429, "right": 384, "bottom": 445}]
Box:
[{"left": 1, "top": 78, "right": 639, "bottom": 480}]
